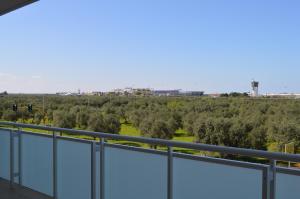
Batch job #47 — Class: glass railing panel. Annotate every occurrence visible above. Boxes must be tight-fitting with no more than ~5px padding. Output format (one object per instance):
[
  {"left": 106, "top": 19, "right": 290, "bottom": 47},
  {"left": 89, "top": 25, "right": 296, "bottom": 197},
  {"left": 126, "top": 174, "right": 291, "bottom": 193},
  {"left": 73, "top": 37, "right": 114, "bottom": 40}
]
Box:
[
  {"left": 173, "top": 156, "right": 264, "bottom": 199},
  {"left": 57, "top": 138, "right": 92, "bottom": 199},
  {"left": 0, "top": 129, "right": 10, "bottom": 180},
  {"left": 21, "top": 133, "right": 53, "bottom": 196},
  {"left": 105, "top": 145, "right": 168, "bottom": 199},
  {"left": 276, "top": 169, "right": 300, "bottom": 199}
]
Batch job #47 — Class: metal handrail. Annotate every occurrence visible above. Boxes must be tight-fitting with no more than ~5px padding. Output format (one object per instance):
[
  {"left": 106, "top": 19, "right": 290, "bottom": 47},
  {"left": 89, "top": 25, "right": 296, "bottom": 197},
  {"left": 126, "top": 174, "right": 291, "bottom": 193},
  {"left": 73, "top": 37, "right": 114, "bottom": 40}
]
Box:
[{"left": 0, "top": 121, "right": 300, "bottom": 163}]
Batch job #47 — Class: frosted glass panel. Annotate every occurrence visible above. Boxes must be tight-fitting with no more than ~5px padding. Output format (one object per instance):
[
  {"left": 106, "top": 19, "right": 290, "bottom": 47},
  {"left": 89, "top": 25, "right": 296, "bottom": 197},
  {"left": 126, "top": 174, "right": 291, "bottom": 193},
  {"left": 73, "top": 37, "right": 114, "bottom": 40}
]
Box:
[
  {"left": 22, "top": 133, "right": 53, "bottom": 196},
  {"left": 105, "top": 146, "right": 167, "bottom": 199},
  {"left": 57, "top": 139, "right": 91, "bottom": 199},
  {"left": 0, "top": 129, "right": 10, "bottom": 180},
  {"left": 276, "top": 171, "right": 300, "bottom": 199},
  {"left": 173, "top": 157, "right": 263, "bottom": 199}
]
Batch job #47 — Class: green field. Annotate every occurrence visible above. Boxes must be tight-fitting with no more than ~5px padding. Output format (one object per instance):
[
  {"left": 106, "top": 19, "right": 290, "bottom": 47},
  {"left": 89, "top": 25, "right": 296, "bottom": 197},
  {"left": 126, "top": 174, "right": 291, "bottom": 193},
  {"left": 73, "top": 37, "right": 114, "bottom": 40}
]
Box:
[{"left": 118, "top": 123, "right": 200, "bottom": 154}]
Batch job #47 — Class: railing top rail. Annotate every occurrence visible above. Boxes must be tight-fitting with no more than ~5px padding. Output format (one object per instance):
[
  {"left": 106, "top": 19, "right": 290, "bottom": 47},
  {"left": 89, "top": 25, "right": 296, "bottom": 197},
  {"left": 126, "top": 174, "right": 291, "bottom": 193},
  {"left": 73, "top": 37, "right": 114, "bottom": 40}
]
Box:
[{"left": 0, "top": 121, "right": 300, "bottom": 163}]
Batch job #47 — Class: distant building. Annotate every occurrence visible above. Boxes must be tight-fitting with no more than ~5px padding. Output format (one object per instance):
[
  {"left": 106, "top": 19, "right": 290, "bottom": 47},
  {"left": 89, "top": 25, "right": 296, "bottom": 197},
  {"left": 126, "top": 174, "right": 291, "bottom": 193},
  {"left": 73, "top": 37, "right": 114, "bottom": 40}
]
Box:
[
  {"left": 95, "top": 88, "right": 205, "bottom": 97},
  {"left": 91, "top": 91, "right": 104, "bottom": 96},
  {"left": 182, "top": 91, "right": 204, "bottom": 96},
  {"left": 153, "top": 90, "right": 181, "bottom": 96},
  {"left": 251, "top": 81, "right": 259, "bottom": 97},
  {"left": 132, "top": 88, "right": 152, "bottom": 96},
  {"left": 110, "top": 88, "right": 152, "bottom": 96},
  {"left": 265, "top": 93, "right": 300, "bottom": 99},
  {"left": 56, "top": 92, "right": 81, "bottom": 96},
  {"left": 112, "top": 89, "right": 125, "bottom": 96},
  {"left": 124, "top": 87, "right": 134, "bottom": 95}
]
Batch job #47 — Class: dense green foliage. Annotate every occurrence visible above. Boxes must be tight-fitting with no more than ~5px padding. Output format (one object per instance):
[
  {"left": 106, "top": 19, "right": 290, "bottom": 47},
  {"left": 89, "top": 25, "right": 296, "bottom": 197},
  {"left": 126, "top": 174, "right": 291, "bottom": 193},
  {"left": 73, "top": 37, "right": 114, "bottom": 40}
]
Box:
[{"left": 1, "top": 95, "right": 300, "bottom": 152}]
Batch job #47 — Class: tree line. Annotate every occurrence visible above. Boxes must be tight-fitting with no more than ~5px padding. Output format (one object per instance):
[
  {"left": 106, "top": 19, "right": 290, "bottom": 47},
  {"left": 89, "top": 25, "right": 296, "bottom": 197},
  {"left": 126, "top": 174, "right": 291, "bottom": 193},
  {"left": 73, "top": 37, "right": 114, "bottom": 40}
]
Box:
[{"left": 0, "top": 94, "right": 299, "bottom": 152}]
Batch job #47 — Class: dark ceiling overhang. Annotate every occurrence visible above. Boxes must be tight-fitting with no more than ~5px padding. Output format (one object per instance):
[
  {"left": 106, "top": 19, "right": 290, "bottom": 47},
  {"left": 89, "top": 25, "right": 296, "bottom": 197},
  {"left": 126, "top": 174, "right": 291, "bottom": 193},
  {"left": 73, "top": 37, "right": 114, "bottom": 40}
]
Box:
[{"left": 0, "top": 0, "right": 38, "bottom": 16}]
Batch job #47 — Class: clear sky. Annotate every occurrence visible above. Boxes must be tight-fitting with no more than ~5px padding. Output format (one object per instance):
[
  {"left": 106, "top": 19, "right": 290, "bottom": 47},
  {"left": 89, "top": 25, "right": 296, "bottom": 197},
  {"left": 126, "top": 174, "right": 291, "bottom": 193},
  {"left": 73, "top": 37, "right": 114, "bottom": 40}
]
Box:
[{"left": 1, "top": 0, "right": 300, "bottom": 94}]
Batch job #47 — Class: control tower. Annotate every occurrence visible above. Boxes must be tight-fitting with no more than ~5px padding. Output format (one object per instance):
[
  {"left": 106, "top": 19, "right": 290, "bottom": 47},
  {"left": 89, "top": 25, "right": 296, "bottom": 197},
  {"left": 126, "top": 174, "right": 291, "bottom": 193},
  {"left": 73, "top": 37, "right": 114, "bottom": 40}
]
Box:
[{"left": 251, "top": 81, "right": 259, "bottom": 97}]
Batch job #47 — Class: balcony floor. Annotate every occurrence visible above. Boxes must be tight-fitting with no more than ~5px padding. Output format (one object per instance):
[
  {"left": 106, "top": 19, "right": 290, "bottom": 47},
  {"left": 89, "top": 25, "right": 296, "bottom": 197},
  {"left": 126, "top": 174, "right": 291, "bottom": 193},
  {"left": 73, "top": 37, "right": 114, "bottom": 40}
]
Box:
[{"left": 0, "top": 179, "right": 51, "bottom": 199}]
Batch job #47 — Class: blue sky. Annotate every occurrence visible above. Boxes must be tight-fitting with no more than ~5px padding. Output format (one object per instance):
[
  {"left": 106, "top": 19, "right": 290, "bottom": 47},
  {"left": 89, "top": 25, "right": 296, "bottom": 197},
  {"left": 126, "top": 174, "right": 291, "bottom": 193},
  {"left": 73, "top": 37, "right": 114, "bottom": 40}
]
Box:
[{"left": 1, "top": 0, "right": 300, "bottom": 93}]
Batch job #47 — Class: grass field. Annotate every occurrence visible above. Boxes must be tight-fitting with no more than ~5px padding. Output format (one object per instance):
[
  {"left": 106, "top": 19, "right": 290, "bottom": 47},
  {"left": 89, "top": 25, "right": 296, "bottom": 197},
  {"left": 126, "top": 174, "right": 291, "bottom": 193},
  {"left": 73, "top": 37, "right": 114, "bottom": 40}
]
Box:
[
  {"left": 118, "top": 123, "right": 200, "bottom": 154},
  {"left": 120, "top": 123, "right": 194, "bottom": 142},
  {"left": 119, "top": 123, "right": 141, "bottom": 137}
]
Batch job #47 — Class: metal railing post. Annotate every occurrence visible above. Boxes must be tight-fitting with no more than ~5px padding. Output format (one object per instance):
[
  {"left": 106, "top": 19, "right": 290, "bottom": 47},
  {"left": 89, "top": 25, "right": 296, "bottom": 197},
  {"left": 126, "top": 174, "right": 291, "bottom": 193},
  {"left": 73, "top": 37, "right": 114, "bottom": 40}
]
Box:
[
  {"left": 9, "top": 130, "right": 14, "bottom": 189},
  {"left": 53, "top": 131, "right": 58, "bottom": 199},
  {"left": 269, "top": 160, "right": 276, "bottom": 199},
  {"left": 262, "top": 167, "right": 268, "bottom": 199},
  {"left": 265, "top": 159, "right": 277, "bottom": 199},
  {"left": 100, "top": 138, "right": 105, "bottom": 199},
  {"left": 91, "top": 142, "right": 96, "bottom": 199},
  {"left": 168, "top": 147, "right": 173, "bottom": 199}
]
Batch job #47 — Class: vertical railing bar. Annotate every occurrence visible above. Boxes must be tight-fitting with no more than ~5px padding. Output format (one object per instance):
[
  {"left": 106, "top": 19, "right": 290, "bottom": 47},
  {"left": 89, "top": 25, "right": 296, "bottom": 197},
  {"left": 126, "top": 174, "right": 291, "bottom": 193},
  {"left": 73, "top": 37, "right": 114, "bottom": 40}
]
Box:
[
  {"left": 9, "top": 129, "right": 14, "bottom": 189},
  {"left": 91, "top": 141, "right": 96, "bottom": 199},
  {"left": 269, "top": 160, "right": 276, "bottom": 199},
  {"left": 18, "top": 128, "right": 22, "bottom": 186},
  {"left": 100, "top": 138, "right": 105, "bottom": 199},
  {"left": 53, "top": 131, "right": 58, "bottom": 199},
  {"left": 168, "top": 146, "right": 173, "bottom": 199},
  {"left": 262, "top": 167, "right": 268, "bottom": 199}
]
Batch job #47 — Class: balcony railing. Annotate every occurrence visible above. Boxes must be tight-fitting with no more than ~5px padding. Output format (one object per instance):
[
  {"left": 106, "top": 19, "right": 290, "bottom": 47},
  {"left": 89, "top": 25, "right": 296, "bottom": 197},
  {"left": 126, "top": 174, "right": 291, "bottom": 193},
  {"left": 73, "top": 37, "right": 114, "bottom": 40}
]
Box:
[{"left": 0, "top": 121, "right": 300, "bottom": 199}]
